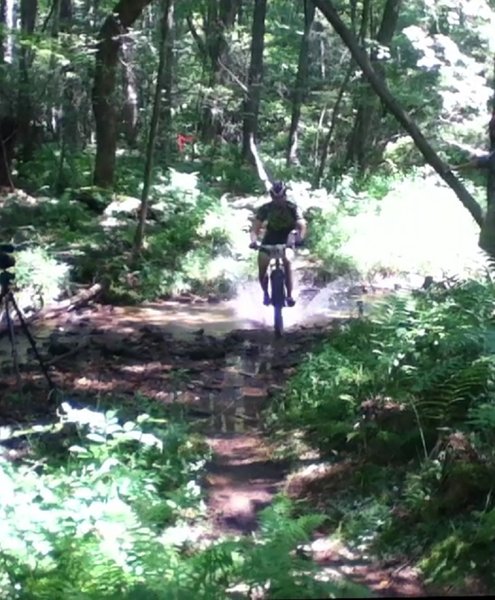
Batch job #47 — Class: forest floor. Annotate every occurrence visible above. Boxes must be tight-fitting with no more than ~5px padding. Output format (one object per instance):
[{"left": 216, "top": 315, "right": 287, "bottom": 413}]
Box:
[{"left": 0, "top": 286, "right": 431, "bottom": 597}]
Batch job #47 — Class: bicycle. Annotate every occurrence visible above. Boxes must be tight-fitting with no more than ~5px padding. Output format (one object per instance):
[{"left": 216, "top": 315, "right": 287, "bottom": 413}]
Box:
[{"left": 251, "top": 241, "right": 301, "bottom": 338}]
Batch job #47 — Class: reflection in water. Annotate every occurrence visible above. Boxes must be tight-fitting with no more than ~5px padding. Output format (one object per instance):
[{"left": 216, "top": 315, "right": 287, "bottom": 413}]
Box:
[
  {"left": 113, "top": 301, "right": 259, "bottom": 339},
  {"left": 198, "top": 349, "right": 272, "bottom": 434}
]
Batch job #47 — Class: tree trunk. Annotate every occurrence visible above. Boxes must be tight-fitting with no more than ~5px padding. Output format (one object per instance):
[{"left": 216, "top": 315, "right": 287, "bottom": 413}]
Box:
[
  {"left": 200, "top": 0, "right": 241, "bottom": 142},
  {"left": 60, "top": 0, "right": 72, "bottom": 23},
  {"left": 134, "top": 0, "right": 174, "bottom": 256},
  {"left": 55, "top": 0, "right": 79, "bottom": 191},
  {"left": 160, "top": 0, "right": 175, "bottom": 159},
  {"left": 0, "top": 116, "right": 16, "bottom": 188},
  {"left": 311, "top": 0, "right": 483, "bottom": 228},
  {"left": 346, "top": 0, "right": 402, "bottom": 169},
  {"left": 314, "top": 62, "right": 353, "bottom": 187},
  {"left": 0, "top": 0, "right": 6, "bottom": 64},
  {"left": 17, "top": 0, "right": 37, "bottom": 162},
  {"left": 0, "top": 0, "right": 14, "bottom": 64},
  {"left": 479, "top": 63, "right": 495, "bottom": 256},
  {"left": 286, "top": 0, "right": 316, "bottom": 166},
  {"left": 121, "top": 35, "right": 139, "bottom": 146},
  {"left": 92, "top": 0, "right": 152, "bottom": 188},
  {"left": 242, "top": 0, "right": 267, "bottom": 160}
]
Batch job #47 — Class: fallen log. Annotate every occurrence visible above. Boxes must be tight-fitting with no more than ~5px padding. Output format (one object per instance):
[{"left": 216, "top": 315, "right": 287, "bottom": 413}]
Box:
[
  {"left": 0, "top": 282, "right": 104, "bottom": 334},
  {"left": 42, "top": 282, "right": 104, "bottom": 318}
]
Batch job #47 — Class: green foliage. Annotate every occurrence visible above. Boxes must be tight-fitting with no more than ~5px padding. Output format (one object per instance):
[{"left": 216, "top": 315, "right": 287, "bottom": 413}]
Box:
[
  {"left": 305, "top": 206, "right": 357, "bottom": 279},
  {"left": 198, "top": 144, "right": 262, "bottom": 195},
  {"left": 16, "top": 146, "right": 95, "bottom": 194},
  {"left": 0, "top": 401, "right": 364, "bottom": 599},
  {"left": 278, "top": 276, "right": 495, "bottom": 586},
  {"left": 282, "top": 278, "right": 495, "bottom": 455},
  {"left": 10, "top": 247, "right": 71, "bottom": 308},
  {"left": 1, "top": 169, "right": 245, "bottom": 303}
]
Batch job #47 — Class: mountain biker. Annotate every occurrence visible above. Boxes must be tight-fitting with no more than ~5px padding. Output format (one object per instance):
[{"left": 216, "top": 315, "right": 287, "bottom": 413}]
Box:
[{"left": 249, "top": 181, "right": 307, "bottom": 307}]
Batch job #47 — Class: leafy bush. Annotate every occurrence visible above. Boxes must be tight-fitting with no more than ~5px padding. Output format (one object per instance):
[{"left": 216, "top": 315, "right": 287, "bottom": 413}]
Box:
[
  {"left": 0, "top": 401, "right": 366, "bottom": 599},
  {"left": 306, "top": 171, "right": 486, "bottom": 281},
  {"left": 278, "top": 277, "right": 495, "bottom": 587},
  {"left": 13, "top": 248, "right": 71, "bottom": 308},
  {"left": 2, "top": 169, "right": 242, "bottom": 303},
  {"left": 16, "top": 146, "right": 95, "bottom": 193},
  {"left": 282, "top": 279, "right": 495, "bottom": 456}
]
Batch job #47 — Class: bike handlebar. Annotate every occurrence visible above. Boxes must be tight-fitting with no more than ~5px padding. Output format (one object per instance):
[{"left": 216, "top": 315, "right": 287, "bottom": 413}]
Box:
[{"left": 250, "top": 241, "right": 304, "bottom": 251}]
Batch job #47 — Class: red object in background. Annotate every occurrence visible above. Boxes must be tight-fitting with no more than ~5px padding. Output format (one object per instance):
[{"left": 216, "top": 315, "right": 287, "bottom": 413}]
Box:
[
  {"left": 489, "top": 110, "right": 495, "bottom": 148},
  {"left": 177, "top": 133, "right": 195, "bottom": 153}
]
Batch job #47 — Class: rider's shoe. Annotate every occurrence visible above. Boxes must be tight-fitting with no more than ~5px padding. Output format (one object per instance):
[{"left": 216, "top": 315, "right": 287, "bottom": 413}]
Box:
[
  {"left": 263, "top": 291, "right": 271, "bottom": 306},
  {"left": 286, "top": 297, "right": 296, "bottom": 307}
]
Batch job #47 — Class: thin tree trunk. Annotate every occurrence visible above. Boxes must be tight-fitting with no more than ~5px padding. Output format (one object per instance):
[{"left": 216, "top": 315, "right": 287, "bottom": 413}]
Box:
[
  {"left": 200, "top": 0, "right": 241, "bottom": 142},
  {"left": 133, "top": 0, "right": 174, "bottom": 256},
  {"left": 0, "top": 116, "right": 16, "bottom": 188},
  {"left": 346, "top": 0, "right": 401, "bottom": 169},
  {"left": 314, "top": 62, "right": 353, "bottom": 187},
  {"left": 18, "top": 0, "right": 37, "bottom": 162},
  {"left": 92, "top": 0, "right": 152, "bottom": 188},
  {"left": 1, "top": 0, "right": 14, "bottom": 64},
  {"left": 286, "top": 0, "right": 316, "bottom": 166},
  {"left": 55, "top": 0, "right": 78, "bottom": 191},
  {"left": 0, "top": 0, "right": 6, "bottom": 63},
  {"left": 242, "top": 0, "right": 267, "bottom": 160},
  {"left": 479, "top": 61, "right": 495, "bottom": 256},
  {"left": 121, "top": 35, "right": 139, "bottom": 146},
  {"left": 311, "top": 0, "right": 483, "bottom": 228},
  {"left": 161, "top": 0, "right": 175, "bottom": 159}
]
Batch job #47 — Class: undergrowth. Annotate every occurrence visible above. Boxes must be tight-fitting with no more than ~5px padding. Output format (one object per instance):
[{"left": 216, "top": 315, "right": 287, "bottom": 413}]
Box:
[
  {"left": 276, "top": 276, "right": 495, "bottom": 591},
  {"left": 0, "top": 170, "right": 237, "bottom": 304},
  {"left": 0, "top": 398, "right": 367, "bottom": 599}
]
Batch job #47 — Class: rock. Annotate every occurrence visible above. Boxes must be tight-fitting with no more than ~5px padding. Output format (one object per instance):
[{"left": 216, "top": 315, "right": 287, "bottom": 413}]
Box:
[{"left": 103, "top": 195, "right": 141, "bottom": 216}]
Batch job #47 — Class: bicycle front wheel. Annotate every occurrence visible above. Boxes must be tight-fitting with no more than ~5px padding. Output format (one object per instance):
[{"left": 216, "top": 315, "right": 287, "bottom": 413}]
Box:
[
  {"left": 273, "top": 304, "right": 283, "bottom": 337},
  {"left": 270, "top": 267, "right": 285, "bottom": 337}
]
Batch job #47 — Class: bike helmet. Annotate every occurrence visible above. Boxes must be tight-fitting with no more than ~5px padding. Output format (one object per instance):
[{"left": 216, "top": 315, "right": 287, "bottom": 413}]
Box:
[{"left": 270, "top": 180, "right": 287, "bottom": 199}]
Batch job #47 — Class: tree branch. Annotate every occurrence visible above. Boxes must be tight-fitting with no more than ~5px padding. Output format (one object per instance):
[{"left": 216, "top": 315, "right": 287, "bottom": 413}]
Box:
[
  {"left": 218, "top": 59, "right": 248, "bottom": 92},
  {"left": 311, "top": 0, "right": 483, "bottom": 228}
]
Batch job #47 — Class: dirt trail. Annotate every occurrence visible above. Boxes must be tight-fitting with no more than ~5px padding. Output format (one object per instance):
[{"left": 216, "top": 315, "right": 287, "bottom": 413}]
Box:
[{"left": 0, "top": 299, "right": 428, "bottom": 597}]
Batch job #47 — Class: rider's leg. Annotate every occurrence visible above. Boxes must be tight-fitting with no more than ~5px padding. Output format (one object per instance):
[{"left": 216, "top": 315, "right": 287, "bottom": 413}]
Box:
[
  {"left": 258, "top": 251, "right": 271, "bottom": 305},
  {"left": 283, "top": 254, "right": 295, "bottom": 306}
]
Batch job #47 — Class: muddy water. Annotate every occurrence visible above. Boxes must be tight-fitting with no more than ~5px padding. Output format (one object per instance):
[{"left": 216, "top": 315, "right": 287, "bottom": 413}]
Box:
[
  {"left": 0, "top": 277, "right": 390, "bottom": 400},
  {"left": 193, "top": 351, "right": 274, "bottom": 434}
]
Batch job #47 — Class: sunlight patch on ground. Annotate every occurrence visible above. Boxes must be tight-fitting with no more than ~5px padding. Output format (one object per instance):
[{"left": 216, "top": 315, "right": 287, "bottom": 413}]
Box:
[{"left": 340, "top": 175, "right": 488, "bottom": 279}]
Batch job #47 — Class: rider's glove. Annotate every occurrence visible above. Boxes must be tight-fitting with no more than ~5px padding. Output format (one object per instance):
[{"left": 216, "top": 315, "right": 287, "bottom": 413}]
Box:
[{"left": 249, "top": 241, "right": 259, "bottom": 250}]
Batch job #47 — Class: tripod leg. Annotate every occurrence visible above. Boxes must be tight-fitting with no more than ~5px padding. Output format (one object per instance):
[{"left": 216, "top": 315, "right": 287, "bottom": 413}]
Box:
[
  {"left": 7, "top": 292, "right": 56, "bottom": 390},
  {"left": 3, "top": 297, "right": 22, "bottom": 389}
]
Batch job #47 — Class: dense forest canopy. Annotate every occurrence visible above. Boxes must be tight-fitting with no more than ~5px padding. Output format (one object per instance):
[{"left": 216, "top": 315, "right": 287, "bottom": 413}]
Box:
[{"left": 0, "top": 0, "right": 493, "bottom": 191}]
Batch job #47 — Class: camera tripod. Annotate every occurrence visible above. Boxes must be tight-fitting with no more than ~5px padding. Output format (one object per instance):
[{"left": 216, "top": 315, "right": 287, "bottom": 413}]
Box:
[{"left": 0, "top": 270, "right": 55, "bottom": 392}]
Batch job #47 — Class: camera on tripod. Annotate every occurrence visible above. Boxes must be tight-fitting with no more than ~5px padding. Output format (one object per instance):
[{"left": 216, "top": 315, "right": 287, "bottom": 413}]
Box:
[
  {"left": 0, "top": 241, "right": 55, "bottom": 391},
  {"left": 0, "top": 244, "right": 16, "bottom": 290}
]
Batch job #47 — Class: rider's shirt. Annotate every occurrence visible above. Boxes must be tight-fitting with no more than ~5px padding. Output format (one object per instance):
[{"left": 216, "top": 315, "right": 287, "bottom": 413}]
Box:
[{"left": 256, "top": 200, "right": 303, "bottom": 244}]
